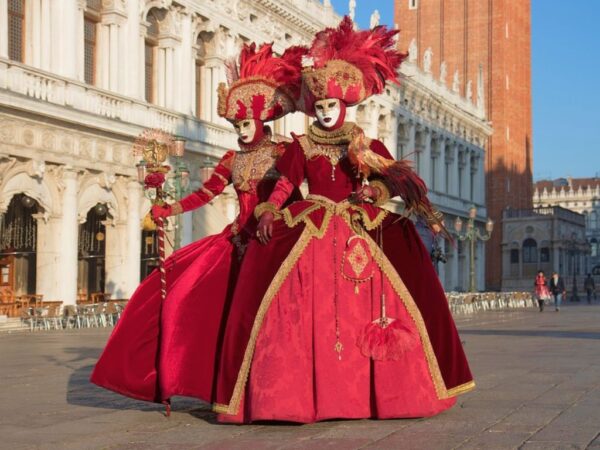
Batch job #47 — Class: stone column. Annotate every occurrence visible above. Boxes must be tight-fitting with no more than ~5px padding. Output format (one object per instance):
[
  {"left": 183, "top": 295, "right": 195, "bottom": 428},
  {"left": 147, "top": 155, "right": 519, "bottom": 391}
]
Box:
[
  {"left": 178, "top": 12, "right": 193, "bottom": 115},
  {"left": 450, "top": 238, "right": 460, "bottom": 291},
  {"left": 437, "top": 138, "right": 447, "bottom": 194},
  {"left": 34, "top": 215, "right": 62, "bottom": 301},
  {"left": 157, "top": 46, "right": 166, "bottom": 107},
  {"left": 99, "top": 23, "right": 111, "bottom": 89},
  {"left": 465, "top": 149, "right": 472, "bottom": 203},
  {"left": 125, "top": 181, "right": 142, "bottom": 295},
  {"left": 105, "top": 220, "right": 128, "bottom": 299},
  {"left": 125, "top": 0, "right": 142, "bottom": 99},
  {"left": 40, "top": 0, "right": 51, "bottom": 71},
  {"left": 59, "top": 169, "right": 79, "bottom": 306},
  {"left": 138, "top": 25, "right": 147, "bottom": 100},
  {"left": 0, "top": 0, "right": 7, "bottom": 58},
  {"left": 109, "top": 23, "right": 119, "bottom": 91},
  {"left": 26, "top": 0, "right": 41, "bottom": 67},
  {"left": 50, "top": 0, "right": 78, "bottom": 78}
]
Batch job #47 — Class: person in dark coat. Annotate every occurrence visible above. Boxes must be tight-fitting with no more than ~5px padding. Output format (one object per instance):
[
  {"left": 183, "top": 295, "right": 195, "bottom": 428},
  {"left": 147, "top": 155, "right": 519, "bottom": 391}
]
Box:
[
  {"left": 584, "top": 274, "right": 596, "bottom": 304},
  {"left": 549, "top": 272, "right": 566, "bottom": 312}
]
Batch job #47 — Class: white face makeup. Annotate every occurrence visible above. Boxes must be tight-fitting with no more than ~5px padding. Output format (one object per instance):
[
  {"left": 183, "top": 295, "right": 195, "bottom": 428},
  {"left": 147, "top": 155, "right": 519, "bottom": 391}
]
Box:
[
  {"left": 234, "top": 119, "right": 257, "bottom": 143},
  {"left": 314, "top": 99, "right": 341, "bottom": 128}
]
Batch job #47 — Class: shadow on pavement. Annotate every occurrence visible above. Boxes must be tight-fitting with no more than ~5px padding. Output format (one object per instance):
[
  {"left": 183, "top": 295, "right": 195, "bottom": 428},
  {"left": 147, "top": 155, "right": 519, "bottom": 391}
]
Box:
[{"left": 460, "top": 329, "right": 600, "bottom": 340}]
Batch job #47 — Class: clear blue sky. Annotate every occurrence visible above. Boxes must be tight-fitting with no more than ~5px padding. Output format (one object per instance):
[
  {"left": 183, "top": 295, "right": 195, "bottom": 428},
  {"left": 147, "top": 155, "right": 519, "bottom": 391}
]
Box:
[{"left": 329, "top": 0, "right": 600, "bottom": 180}]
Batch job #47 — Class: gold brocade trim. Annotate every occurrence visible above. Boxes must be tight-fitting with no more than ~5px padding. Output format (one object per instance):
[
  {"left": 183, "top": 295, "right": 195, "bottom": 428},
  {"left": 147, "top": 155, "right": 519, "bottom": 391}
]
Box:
[
  {"left": 219, "top": 76, "right": 295, "bottom": 121},
  {"left": 279, "top": 195, "right": 388, "bottom": 237},
  {"left": 307, "top": 122, "right": 358, "bottom": 145},
  {"left": 214, "top": 172, "right": 228, "bottom": 185},
  {"left": 201, "top": 187, "right": 215, "bottom": 199},
  {"left": 447, "top": 380, "right": 476, "bottom": 397},
  {"left": 214, "top": 227, "right": 314, "bottom": 415},
  {"left": 232, "top": 136, "right": 281, "bottom": 192},
  {"left": 370, "top": 180, "right": 391, "bottom": 206},
  {"left": 254, "top": 202, "right": 280, "bottom": 221},
  {"left": 298, "top": 135, "right": 348, "bottom": 170},
  {"left": 302, "top": 60, "right": 367, "bottom": 105},
  {"left": 357, "top": 226, "right": 451, "bottom": 400}
]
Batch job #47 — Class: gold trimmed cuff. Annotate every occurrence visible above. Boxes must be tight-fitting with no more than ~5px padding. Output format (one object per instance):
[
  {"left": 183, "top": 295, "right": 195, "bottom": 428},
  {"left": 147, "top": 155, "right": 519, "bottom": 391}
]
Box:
[
  {"left": 170, "top": 202, "right": 184, "bottom": 216},
  {"left": 254, "top": 202, "right": 280, "bottom": 220},
  {"left": 370, "top": 180, "right": 391, "bottom": 206},
  {"left": 200, "top": 187, "right": 215, "bottom": 199},
  {"left": 214, "top": 172, "right": 228, "bottom": 184}
]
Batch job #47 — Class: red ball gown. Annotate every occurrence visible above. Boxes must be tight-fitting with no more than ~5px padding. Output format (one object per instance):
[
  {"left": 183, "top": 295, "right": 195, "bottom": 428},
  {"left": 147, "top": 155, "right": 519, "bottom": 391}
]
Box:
[
  {"left": 90, "top": 133, "right": 299, "bottom": 405},
  {"left": 213, "top": 123, "right": 474, "bottom": 423}
]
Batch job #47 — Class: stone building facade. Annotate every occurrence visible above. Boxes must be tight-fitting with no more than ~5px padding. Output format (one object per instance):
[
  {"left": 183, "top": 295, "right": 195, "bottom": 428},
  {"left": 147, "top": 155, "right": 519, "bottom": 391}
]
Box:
[
  {"left": 0, "top": 0, "right": 490, "bottom": 309},
  {"left": 533, "top": 178, "right": 600, "bottom": 273},
  {"left": 501, "top": 207, "right": 587, "bottom": 292},
  {"left": 394, "top": 0, "right": 533, "bottom": 290}
]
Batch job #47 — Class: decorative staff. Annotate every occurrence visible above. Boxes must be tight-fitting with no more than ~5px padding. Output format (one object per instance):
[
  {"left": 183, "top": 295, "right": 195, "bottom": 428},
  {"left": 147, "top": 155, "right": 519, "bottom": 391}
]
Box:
[{"left": 133, "top": 129, "right": 185, "bottom": 418}]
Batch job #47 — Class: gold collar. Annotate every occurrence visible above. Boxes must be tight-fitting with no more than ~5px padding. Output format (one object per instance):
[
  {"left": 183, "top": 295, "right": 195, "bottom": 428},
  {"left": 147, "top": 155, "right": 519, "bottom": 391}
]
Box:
[{"left": 308, "top": 122, "right": 359, "bottom": 145}]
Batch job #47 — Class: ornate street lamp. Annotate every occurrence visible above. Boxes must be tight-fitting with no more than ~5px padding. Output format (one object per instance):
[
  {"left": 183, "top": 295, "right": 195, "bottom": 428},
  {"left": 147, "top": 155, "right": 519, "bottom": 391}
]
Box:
[{"left": 454, "top": 205, "right": 494, "bottom": 292}]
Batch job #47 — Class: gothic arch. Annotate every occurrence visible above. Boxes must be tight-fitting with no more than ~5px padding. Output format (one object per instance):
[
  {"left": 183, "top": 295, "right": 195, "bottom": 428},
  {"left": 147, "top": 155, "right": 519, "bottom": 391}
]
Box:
[{"left": 0, "top": 161, "right": 58, "bottom": 218}]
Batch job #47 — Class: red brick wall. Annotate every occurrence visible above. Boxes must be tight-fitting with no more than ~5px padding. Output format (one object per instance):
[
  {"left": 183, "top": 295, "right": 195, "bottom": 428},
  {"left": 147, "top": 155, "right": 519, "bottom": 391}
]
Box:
[{"left": 395, "top": 0, "right": 533, "bottom": 290}]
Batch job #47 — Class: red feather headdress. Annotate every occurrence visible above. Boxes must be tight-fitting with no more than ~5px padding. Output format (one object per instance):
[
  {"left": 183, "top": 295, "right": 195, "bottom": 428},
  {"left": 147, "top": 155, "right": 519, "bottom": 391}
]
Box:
[
  {"left": 300, "top": 16, "right": 407, "bottom": 113},
  {"left": 218, "top": 43, "right": 308, "bottom": 122}
]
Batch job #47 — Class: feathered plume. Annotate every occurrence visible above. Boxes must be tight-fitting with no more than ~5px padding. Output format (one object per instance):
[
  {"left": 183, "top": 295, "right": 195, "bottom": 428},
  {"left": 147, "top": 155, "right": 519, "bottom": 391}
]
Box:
[
  {"left": 310, "top": 16, "right": 406, "bottom": 96},
  {"left": 224, "top": 56, "right": 239, "bottom": 86},
  {"left": 238, "top": 42, "right": 307, "bottom": 91}
]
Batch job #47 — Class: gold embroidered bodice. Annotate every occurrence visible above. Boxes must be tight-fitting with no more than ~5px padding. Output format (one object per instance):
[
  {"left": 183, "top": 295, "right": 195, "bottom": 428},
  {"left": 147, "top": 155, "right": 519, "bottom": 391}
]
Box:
[{"left": 232, "top": 135, "right": 281, "bottom": 192}]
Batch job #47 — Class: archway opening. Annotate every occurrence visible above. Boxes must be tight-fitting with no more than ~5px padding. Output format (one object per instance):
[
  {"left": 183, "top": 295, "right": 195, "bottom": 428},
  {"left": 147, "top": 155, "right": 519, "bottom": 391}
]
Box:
[
  {"left": 0, "top": 194, "right": 39, "bottom": 314},
  {"left": 77, "top": 203, "right": 109, "bottom": 302}
]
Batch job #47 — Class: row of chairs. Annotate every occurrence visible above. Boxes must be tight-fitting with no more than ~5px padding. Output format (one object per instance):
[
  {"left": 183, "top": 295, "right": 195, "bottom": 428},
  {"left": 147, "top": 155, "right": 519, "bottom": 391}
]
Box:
[{"left": 21, "top": 301, "right": 127, "bottom": 331}]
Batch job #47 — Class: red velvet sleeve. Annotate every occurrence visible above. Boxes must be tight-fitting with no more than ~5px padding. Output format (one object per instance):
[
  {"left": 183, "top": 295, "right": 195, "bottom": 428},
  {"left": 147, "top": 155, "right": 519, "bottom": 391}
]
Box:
[
  {"left": 179, "top": 150, "right": 235, "bottom": 213},
  {"left": 266, "top": 177, "right": 296, "bottom": 210},
  {"left": 275, "top": 138, "right": 306, "bottom": 188}
]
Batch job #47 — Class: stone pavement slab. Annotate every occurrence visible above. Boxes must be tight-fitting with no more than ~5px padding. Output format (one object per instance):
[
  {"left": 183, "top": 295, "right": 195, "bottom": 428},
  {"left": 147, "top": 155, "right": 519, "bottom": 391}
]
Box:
[{"left": 1, "top": 304, "right": 600, "bottom": 449}]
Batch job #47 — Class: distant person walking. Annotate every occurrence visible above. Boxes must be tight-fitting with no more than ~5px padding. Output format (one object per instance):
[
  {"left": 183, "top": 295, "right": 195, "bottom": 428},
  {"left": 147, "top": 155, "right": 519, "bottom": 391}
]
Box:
[
  {"left": 534, "top": 270, "right": 551, "bottom": 312},
  {"left": 549, "top": 272, "right": 566, "bottom": 312},
  {"left": 584, "top": 274, "right": 596, "bottom": 304}
]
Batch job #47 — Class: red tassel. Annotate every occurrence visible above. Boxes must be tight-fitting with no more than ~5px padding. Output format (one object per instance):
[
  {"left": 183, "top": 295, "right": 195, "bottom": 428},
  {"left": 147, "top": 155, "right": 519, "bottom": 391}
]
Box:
[{"left": 356, "top": 318, "right": 416, "bottom": 361}]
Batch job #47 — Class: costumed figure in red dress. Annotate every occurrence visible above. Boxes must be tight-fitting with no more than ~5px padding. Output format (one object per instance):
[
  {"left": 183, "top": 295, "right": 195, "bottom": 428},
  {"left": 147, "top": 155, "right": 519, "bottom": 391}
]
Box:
[
  {"left": 90, "top": 43, "right": 305, "bottom": 408},
  {"left": 213, "top": 17, "right": 474, "bottom": 424},
  {"left": 534, "top": 271, "right": 551, "bottom": 312}
]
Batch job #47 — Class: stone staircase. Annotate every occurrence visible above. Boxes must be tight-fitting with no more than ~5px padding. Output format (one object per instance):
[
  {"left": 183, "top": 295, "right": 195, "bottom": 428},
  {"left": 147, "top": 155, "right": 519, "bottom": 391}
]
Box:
[{"left": 0, "top": 316, "right": 30, "bottom": 334}]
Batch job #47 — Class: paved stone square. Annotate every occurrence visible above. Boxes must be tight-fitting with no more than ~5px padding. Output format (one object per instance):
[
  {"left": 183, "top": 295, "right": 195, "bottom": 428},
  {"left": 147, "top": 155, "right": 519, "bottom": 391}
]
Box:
[{"left": 1, "top": 304, "right": 600, "bottom": 450}]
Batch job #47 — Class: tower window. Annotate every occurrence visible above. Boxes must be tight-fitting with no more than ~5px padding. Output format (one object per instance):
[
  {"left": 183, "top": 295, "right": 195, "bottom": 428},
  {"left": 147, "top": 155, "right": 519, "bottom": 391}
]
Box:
[{"left": 409, "top": 0, "right": 418, "bottom": 10}]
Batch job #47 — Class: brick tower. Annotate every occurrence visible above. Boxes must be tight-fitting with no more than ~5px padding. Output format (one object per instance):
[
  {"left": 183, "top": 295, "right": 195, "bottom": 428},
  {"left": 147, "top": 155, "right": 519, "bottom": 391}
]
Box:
[{"left": 394, "top": 0, "right": 533, "bottom": 290}]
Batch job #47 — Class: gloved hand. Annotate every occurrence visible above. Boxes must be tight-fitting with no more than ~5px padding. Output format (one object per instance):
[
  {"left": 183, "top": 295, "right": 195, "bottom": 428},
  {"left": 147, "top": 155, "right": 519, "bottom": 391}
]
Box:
[
  {"left": 350, "top": 185, "right": 377, "bottom": 203},
  {"left": 257, "top": 212, "right": 275, "bottom": 245},
  {"left": 151, "top": 204, "right": 172, "bottom": 222}
]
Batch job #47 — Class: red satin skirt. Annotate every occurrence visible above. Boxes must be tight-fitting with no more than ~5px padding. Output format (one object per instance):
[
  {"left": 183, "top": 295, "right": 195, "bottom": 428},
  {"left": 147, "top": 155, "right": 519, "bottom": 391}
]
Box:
[
  {"left": 90, "top": 226, "right": 240, "bottom": 404},
  {"left": 218, "top": 215, "right": 455, "bottom": 423}
]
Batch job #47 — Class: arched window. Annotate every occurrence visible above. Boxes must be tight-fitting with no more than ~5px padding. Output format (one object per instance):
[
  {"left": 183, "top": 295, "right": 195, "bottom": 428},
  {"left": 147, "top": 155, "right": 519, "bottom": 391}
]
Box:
[
  {"left": 523, "top": 238, "right": 538, "bottom": 263},
  {"left": 8, "top": 0, "right": 25, "bottom": 62},
  {"left": 510, "top": 249, "right": 519, "bottom": 264}
]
